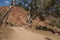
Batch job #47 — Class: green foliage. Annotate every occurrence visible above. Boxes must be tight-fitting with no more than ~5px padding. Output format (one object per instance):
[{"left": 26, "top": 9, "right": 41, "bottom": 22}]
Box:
[
  {"left": 17, "top": 0, "right": 60, "bottom": 20},
  {"left": 44, "top": 0, "right": 56, "bottom": 8},
  {"left": 16, "top": 2, "right": 22, "bottom": 6},
  {"left": 50, "top": 18, "right": 60, "bottom": 28},
  {"left": 51, "top": 4, "right": 60, "bottom": 17},
  {"left": 56, "top": 23, "right": 60, "bottom": 28},
  {"left": 6, "top": 22, "right": 14, "bottom": 26}
]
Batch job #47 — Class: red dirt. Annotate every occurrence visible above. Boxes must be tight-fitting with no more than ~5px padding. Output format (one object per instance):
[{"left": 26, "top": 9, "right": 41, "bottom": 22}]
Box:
[{"left": 6, "top": 6, "right": 28, "bottom": 26}]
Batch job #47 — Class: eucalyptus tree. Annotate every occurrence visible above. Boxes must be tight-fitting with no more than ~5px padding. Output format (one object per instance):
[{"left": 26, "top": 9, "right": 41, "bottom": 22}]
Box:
[
  {"left": 28, "top": 0, "right": 56, "bottom": 21},
  {"left": 17, "top": 0, "right": 57, "bottom": 27},
  {"left": 11, "top": 0, "right": 16, "bottom": 6},
  {"left": 50, "top": 4, "right": 60, "bottom": 17}
]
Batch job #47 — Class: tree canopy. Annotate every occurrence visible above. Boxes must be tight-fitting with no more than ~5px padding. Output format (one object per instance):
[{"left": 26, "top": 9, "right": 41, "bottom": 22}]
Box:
[{"left": 16, "top": 0, "right": 60, "bottom": 18}]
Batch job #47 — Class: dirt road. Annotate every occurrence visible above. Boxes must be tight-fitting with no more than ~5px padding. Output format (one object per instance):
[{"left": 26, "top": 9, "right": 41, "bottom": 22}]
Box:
[
  {"left": 7, "top": 27, "right": 46, "bottom": 40},
  {"left": 7, "top": 27, "right": 60, "bottom": 40}
]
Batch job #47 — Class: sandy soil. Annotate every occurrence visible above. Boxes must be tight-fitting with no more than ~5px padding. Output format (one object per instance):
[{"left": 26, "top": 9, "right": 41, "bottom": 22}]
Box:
[{"left": 7, "top": 27, "right": 60, "bottom": 40}]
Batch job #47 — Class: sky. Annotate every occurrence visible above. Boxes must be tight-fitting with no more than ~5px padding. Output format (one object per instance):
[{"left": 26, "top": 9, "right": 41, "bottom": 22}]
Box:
[
  {"left": 0, "top": 0, "right": 60, "bottom": 6},
  {"left": 0, "top": 0, "right": 12, "bottom": 6},
  {"left": 0, "top": 0, "right": 32, "bottom": 6}
]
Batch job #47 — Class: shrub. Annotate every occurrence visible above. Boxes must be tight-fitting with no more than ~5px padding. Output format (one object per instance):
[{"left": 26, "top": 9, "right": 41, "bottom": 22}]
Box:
[
  {"left": 56, "top": 23, "right": 60, "bottom": 28},
  {"left": 6, "top": 22, "right": 14, "bottom": 26}
]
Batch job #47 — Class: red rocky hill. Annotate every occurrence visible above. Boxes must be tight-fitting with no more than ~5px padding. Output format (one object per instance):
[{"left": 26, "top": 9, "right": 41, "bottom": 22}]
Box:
[
  {"left": 0, "top": 6, "right": 60, "bottom": 34},
  {"left": 0, "top": 6, "right": 28, "bottom": 27},
  {"left": 6, "top": 6, "right": 28, "bottom": 26}
]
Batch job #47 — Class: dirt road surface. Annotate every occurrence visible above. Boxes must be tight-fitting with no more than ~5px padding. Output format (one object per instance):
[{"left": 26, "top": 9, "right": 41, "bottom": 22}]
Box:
[{"left": 7, "top": 27, "right": 60, "bottom": 40}]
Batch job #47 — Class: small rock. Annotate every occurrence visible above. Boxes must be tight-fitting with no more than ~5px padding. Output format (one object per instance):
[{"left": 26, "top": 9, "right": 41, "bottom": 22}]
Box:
[
  {"left": 55, "top": 33, "right": 59, "bottom": 35},
  {"left": 45, "top": 37, "right": 52, "bottom": 40}
]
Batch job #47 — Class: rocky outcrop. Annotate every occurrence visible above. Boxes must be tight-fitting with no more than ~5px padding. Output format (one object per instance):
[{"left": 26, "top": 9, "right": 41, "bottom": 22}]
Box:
[{"left": 6, "top": 6, "right": 28, "bottom": 26}]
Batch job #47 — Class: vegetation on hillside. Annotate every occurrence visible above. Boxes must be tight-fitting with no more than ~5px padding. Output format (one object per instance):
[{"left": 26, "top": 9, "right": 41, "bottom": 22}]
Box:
[
  {"left": 0, "top": 0, "right": 60, "bottom": 35},
  {"left": 16, "top": 0, "right": 60, "bottom": 28}
]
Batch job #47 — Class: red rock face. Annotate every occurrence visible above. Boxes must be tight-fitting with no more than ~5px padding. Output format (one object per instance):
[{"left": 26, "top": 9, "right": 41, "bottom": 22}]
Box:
[
  {"left": 7, "top": 6, "right": 28, "bottom": 26},
  {"left": 0, "top": 6, "right": 9, "bottom": 13},
  {"left": 32, "top": 17, "right": 47, "bottom": 28}
]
